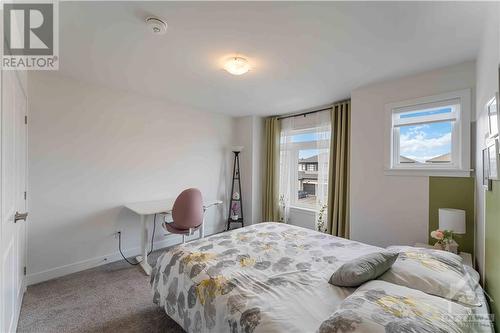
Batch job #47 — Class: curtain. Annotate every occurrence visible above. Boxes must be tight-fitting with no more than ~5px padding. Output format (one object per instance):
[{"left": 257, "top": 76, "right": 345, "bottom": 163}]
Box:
[
  {"left": 262, "top": 117, "right": 281, "bottom": 221},
  {"left": 279, "top": 117, "right": 293, "bottom": 222},
  {"left": 314, "top": 112, "right": 331, "bottom": 214},
  {"left": 279, "top": 111, "right": 331, "bottom": 224},
  {"left": 327, "top": 100, "right": 351, "bottom": 238}
]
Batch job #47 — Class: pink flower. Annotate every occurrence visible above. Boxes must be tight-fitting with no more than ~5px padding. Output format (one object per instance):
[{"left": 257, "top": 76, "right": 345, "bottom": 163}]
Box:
[{"left": 430, "top": 230, "right": 444, "bottom": 240}]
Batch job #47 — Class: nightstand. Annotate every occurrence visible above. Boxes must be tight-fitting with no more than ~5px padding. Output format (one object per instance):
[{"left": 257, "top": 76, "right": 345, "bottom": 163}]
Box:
[{"left": 459, "top": 252, "right": 473, "bottom": 268}]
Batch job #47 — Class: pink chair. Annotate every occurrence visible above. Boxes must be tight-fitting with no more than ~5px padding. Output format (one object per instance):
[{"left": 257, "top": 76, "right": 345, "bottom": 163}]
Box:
[{"left": 162, "top": 188, "right": 205, "bottom": 243}]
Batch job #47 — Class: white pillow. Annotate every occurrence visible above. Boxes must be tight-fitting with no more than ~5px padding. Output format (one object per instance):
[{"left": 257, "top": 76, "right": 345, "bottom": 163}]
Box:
[
  {"left": 318, "top": 280, "right": 475, "bottom": 333},
  {"left": 464, "top": 266, "right": 481, "bottom": 286},
  {"left": 379, "top": 246, "right": 480, "bottom": 306}
]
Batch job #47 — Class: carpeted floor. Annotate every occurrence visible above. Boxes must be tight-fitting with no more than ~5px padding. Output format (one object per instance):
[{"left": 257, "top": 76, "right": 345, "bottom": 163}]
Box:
[{"left": 17, "top": 251, "right": 184, "bottom": 333}]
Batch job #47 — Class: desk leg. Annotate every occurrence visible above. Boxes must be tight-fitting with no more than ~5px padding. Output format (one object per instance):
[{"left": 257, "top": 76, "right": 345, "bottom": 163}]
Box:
[
  {"left": 201, "top": 218, "right": 205, "bottom": 238},
  {"left": 135, "top": 215, "right": 152, "bottom": 275}
]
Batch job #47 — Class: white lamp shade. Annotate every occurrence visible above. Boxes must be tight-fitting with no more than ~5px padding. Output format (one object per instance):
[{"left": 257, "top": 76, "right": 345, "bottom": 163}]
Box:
[{"left": 438, "top": 208, "right": 466, "bottom": 234}]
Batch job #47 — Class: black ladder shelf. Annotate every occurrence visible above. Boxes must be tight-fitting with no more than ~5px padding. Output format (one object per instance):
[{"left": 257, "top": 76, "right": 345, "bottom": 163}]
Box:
[{"left": 227, "top": 150, "right": 244, "bottom": 230}]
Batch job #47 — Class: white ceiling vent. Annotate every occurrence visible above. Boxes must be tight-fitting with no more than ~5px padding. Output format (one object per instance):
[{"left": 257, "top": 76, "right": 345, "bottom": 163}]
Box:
[{"left": 146, "top": 17, "right": 167, "bottom": 35}]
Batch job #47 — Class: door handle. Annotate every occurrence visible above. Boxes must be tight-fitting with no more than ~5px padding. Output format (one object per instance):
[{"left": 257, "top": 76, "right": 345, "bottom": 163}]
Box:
[{"left": 14, "top": 212, "right": 28, "bottom": 223}]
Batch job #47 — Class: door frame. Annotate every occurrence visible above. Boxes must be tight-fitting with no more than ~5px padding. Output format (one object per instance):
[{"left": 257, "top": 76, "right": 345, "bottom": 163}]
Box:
[
  {"left": 1, "top": 68, "right": 29, "bottom": 333},
  {"left": 17, "top": 68, "right": 29, "bottom": 321},
  {"left": 15, "top": 69, "right": 29, "bottom": 332}
]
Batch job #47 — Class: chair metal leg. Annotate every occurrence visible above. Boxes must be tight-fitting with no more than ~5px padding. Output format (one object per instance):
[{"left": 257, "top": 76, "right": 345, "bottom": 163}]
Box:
[
  {"left": 201, "top": 218, "right": 205, "bottom": 239},
  {"left": 182, "top": 235, "right": 186, "bottom": 243}
]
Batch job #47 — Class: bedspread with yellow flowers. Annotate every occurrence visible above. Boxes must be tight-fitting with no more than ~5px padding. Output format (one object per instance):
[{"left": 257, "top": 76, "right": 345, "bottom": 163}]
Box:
[
  {"left": 318, "top": 280, "right": 492, "bottom": 333},
  {"left": 151, "top": 222, "right": 385, "bottom": 333}
]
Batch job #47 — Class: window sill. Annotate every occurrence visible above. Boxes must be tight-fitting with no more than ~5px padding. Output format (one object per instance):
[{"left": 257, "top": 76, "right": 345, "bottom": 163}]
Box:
[
  {"left": 384, "top": 168, "right": 473, "bottom": 177},
  {"left": 289, "top": 205, "right": 318, "bottom": 214}
]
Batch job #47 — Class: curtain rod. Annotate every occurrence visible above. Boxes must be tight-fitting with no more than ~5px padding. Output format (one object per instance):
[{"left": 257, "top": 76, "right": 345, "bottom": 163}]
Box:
[{"left": 276, "top": 98, "right": 350, "bottom": 120}]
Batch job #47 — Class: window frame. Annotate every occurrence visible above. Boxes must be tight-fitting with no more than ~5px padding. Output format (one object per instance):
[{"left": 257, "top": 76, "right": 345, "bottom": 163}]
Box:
[
  {"left": 384, "top": 89, "right": 471, "bottom": 177},
  {"left": 486, "top": 94, "right": 499, "bottom": 138}
]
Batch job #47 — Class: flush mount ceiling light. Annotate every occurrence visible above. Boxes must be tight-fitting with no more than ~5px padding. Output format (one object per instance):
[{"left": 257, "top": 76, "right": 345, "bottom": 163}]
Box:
[
  {"left": 223, "top": 56, "right": 250, "bottom": 75},
  {"left": 146, "top": 17, "right": 167, "bottom": 35}
]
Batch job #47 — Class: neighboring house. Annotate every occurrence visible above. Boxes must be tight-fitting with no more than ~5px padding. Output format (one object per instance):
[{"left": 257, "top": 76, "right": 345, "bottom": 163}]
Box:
[
  {"left": 399, "top": 153, "right": 451, "bottom": 164},
  {"left": 400, "top": 155, "right": 419, "bottom": 163},
  {"left": 426, "top": 153, "right": 451, "bottom": 163},
  {"left": 298, "top": 155, "right": 318, "bottom": 196}
]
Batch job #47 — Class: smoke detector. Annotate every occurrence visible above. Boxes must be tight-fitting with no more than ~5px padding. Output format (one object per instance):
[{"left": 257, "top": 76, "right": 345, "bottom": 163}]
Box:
[{"left": 146, "top": 17, "right": 167, "bottom": 35}]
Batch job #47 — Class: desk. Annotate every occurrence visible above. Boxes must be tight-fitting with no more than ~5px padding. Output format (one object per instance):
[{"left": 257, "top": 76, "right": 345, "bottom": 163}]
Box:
[
  {"left": 124, "top": 199, "right": 175, "bottom": 275},
  {"left": 124, "top": 198, "right": 221, "bottom": 275}
]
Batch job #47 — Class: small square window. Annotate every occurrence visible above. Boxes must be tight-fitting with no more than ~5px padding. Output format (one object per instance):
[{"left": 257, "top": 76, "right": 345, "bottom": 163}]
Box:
[
  {"left": 386, "top": 90, "right": 471, "bottom": 176},
  {"left": 396, "top": 108, "right": 455, "bottom": 165}
]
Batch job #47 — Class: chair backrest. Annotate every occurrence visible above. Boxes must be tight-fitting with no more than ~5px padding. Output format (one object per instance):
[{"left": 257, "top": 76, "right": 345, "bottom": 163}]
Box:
[{"left": 172, "top": 188, "right": 204, "bottom": 230}]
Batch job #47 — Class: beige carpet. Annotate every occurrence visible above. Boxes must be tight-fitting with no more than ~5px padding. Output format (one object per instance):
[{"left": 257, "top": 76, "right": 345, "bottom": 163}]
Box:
[{"left": 17, "top": 251, "right": 184, "bottom": 333}]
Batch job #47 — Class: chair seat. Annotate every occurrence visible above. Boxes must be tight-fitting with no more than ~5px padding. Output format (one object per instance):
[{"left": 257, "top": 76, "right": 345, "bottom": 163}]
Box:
[{"left": 163, "top": 222, "right": 201, "bottom": 235}]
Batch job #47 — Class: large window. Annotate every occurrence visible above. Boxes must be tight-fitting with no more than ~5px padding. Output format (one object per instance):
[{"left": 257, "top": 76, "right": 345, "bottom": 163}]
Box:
[
  {"left": 386, "top": 90, "right": 471, "bottom": 176},
  {"left": 279, "top": 112, "right": 331, "bottom": 210}
]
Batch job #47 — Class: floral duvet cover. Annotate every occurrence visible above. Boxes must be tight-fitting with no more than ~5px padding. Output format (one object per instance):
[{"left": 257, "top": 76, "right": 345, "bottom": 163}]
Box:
[
  {"left": 151, "top": 222, "right": 493, "bottom": 333},
  {"left": 151, "top": 222, "right": 383, "bottom": 332}
]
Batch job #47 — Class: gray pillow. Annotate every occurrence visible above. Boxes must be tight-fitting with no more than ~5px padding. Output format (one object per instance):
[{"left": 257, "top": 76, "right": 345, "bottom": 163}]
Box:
[{"left": 329, "top": 251, "right": 399, "bottom": 287}]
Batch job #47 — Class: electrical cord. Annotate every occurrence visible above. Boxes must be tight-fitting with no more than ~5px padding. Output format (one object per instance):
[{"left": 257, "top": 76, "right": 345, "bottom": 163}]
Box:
[{"left": 118, "top": 213, "right": 157, "bottom": 266}]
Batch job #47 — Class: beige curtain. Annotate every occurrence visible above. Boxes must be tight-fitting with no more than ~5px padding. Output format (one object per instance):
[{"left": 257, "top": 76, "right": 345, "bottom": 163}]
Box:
[
  {"left": 327, "top": 100, "right": 351, "bottom": 238},
  {"left": 262, "top": 117, "right": 281, "bottom": 221}
]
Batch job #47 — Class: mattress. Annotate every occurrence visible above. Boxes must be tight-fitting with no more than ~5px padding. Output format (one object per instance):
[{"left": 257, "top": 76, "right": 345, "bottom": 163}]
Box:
[{"left": 151, "top": 222, "right": 494, "bottom": 333}]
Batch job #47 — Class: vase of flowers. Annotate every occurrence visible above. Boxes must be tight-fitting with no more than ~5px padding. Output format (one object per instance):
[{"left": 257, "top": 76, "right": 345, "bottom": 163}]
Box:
[
  {"left": 316, "top": 203, "right": 328, "bottom": 233},
  {"left": 231, "top": 202, "right": 239, "bottom": 221},
  {"left": 430, "top": 229, "right": 458, "bottom": 253},
  {"left": 278, "top": 194, "right": 286, "bottom": 223}
]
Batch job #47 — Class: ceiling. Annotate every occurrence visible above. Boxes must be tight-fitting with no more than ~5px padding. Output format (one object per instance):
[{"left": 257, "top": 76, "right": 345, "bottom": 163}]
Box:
[{"left": 58, "top": 1, "right": 490, "bottom": 117}]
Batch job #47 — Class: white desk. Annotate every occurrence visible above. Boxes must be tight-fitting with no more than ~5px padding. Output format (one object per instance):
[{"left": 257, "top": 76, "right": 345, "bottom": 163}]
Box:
[
  {"left": 124, "top": 198, "right": 221, "bottom": 275},
  {"left": 124, "top": 199, "right": 175, "bottom": 275}
]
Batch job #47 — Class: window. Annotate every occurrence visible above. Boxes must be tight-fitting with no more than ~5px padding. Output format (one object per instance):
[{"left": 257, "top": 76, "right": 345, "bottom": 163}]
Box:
[
  {"left": 279, "top": 111, "right": 331, "bottom": 210},
  {"left": 386, "top": 90, "right": 471, "bottom": 176},
  {"left": 487, "top": 95, "right": 498, "bottom": 137}
]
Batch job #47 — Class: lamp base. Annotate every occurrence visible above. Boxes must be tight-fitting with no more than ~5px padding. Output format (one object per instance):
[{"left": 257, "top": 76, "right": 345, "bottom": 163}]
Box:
[
  {"left": 445, "top": 239, "right": 459, "bottom": 254},
  {"left": 433, "top": 239, "right": 459, "bottom": 254}
]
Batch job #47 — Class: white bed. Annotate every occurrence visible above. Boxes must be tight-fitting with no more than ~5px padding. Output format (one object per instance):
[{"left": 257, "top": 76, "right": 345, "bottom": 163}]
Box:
[{"left": 151, "top": 222, "right": 493, "bottom": 333}]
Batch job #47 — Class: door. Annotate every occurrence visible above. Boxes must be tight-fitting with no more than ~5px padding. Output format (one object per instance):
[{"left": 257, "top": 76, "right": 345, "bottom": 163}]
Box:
[{"left": 1, "top": 69, "right": 28, "bottom": 333}]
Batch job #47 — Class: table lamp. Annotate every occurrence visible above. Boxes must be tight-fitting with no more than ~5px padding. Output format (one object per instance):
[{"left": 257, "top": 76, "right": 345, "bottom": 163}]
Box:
[{"left": 439, "top": 208, "right": 466, "bottom": 253}]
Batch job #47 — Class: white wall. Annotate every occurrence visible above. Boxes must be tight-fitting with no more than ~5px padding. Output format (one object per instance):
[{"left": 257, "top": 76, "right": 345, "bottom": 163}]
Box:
[
  {"left": 233, "top": 116, "right": 264, "bottom": 225},
  {"left": 350, "top": 61, "right": 476, "bottom": 247},
  {"left": 474, "top": 4, "right": 500, "bottom": 280},
  {"left": 27, "top": 72, "right": 234, "bottom": 284},
  {"left": 251, "top": 117, "right": 264, "bottom": 225}
]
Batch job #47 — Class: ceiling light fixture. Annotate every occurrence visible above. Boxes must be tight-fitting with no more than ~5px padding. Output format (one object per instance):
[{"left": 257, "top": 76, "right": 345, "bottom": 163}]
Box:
[
  {"left": 146, "top": 17, "right": 167, "bottom": 35},
  {"left": 223, "top": 56, "right": 250, "bottom": 75}
]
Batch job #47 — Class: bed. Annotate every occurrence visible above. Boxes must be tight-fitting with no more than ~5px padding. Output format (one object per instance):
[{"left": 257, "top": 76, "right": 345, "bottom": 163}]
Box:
[{"left": 151, "top": 222, "right": 493, "bottom": 333}]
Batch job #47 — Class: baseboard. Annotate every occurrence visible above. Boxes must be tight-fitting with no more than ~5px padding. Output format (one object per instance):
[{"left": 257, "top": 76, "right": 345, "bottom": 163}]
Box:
[{"left": 27, "top": 227, "right": 223, "bottom": 286}]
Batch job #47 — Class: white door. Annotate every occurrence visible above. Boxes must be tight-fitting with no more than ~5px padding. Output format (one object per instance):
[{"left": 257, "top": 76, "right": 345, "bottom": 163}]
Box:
[{"left": 1, "top": 69, "right": 28, "bottom": 333}]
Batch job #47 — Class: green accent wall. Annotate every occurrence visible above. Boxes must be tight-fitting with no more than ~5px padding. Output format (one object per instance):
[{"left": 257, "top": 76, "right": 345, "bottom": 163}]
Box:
[
  {"left": 428, "top": 177, "right": 475, "bottom": 255},
  {"left": 485, "top": 180, "right": 500, "bottom": 330}
]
